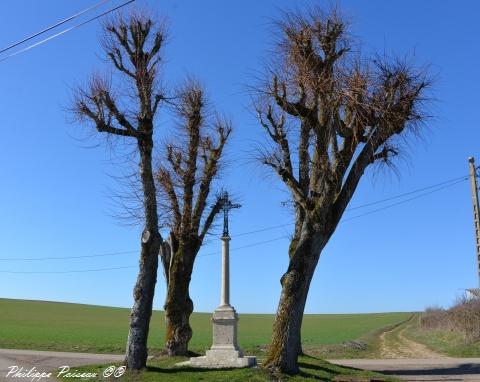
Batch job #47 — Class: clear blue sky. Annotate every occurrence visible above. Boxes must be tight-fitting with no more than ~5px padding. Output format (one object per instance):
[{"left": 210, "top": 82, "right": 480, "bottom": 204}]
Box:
[{"left": 0, "top": 0, "right": 478, "bottom": 314}]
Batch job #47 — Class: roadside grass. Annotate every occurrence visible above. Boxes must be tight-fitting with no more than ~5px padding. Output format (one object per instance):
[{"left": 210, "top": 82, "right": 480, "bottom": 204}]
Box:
[
  {"left": 404, "top": 315, "right": 480, "bottom": 357},
  {"left": 56, "top": 355, "right": 401, "bottom": 382},
  {"left": 0, "top": 298, "right": 411, "bottom": 357}
]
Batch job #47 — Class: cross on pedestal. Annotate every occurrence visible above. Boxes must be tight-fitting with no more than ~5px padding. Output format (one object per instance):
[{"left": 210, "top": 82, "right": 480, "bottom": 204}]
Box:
[{"left": 185, "top": 191, "right": 256, "bottom": 368}]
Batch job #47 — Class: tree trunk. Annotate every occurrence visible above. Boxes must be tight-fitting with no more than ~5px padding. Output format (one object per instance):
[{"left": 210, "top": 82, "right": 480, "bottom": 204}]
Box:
[
  {"left": 264, "top": 233, "right": 325, "bottom": 374},
  {"left": 164, "top": 245, "right": 195, "bottom": 355},
  {"left": 125, "top": 137, "right": 161, "bottom": 369},
  {"left": 124, "top": 234, "right": 161, "bottom": 369}
]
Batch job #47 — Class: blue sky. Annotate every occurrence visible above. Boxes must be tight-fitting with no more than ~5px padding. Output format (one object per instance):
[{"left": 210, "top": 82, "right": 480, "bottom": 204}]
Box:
[{"left": 0, "top": 0, "right": 479, "bottom": 314}]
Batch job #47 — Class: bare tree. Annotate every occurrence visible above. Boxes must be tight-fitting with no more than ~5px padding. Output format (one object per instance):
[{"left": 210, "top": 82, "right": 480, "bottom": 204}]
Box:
[
  {"left": 254, "top": 8, "right": 431, "bottom": 374},
  {"left": 157, "top": 81, "right": 231, "bottom": 355},
  {"left": 72, "top": 13, "right": 165, "bottom": 369}
]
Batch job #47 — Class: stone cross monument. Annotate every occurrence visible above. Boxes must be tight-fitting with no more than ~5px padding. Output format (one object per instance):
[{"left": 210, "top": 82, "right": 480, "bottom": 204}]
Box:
[{"left": 188, "top": 192, "right": 256, "bottom": 368}]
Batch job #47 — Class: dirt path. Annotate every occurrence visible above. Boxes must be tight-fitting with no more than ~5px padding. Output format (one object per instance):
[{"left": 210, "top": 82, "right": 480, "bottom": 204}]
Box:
[
  {"left": 330, "top": 316, "right": 480, "bottom": 381},
  {"left": 329, "top": 358, "right": 480, "bottom": 381},
  {"left": 379, "top": 315, "right": 444, "bottom": 359}
]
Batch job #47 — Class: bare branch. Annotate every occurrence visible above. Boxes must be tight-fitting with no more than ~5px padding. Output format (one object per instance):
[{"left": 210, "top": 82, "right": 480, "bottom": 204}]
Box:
[
  {"left": 262, "top": 154, "right": 309, "bottom": 210},
  {"left": 192, "top": 118, "right": 232, "bottom": 232},
  {"left": 271, "top": 76, "right": 312, "bottom": 118},
  {"left": 198, "top": 196, "right": 223, "bottom": 243},
  {"left": 178, "top": 83, "right": 203, "bottom": 231},
  {"left": 166, "top": 145, "right": 184, "bottom": 178},
  {"left": 72, "top": 77, "right": 138, "bottom": 138},
  {"left": 103, "top": 12, "right": 167, "bottom": 120},
  {"left": 157, "top": 167, "right": 181, "bottom": 228}
]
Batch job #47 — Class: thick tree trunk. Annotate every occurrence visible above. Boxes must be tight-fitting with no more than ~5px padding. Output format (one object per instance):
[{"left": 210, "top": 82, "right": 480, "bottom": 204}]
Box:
[
  {"left": 264, "top": 233, "right": 325, "bottom": 374},
  {"left": 124, "top": 234, "right": 161, "bottom": 369},
  {"left": 125, "top": 138, "right": 161, "bottom": 369},
  {"left": 164, "top": 246, "right": 195, "bottom": 355}
]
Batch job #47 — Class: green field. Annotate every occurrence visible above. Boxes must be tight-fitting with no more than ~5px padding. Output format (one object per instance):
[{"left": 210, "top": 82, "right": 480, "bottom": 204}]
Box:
[{"left": 0, "top": 298, "right": 411, "bottom": 355}]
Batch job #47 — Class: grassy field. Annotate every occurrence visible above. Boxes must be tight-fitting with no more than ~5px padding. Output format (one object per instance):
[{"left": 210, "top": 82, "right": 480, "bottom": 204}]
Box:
[
  {"left": 58, "top": 356, "right": 401, "bottom": 382},
  {"left": 0, "top": 298, "right": 411, "bottom": 356}
]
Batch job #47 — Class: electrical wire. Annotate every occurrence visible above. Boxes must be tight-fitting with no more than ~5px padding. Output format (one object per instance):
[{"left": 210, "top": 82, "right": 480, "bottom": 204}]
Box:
[
  {"left": 1, "top": 177, "right": 466, "bottom": 274},
  {"left": 0, "top": 0, "right": 135, "bottom": 63},
  {"left": 197, "top": 235, "right": 289, "bottom": 258},
  {"left": 346, "top": 174, "right": 469, "bottom": 212},
  {"left": 235, "top": 223, "right": 291, "bottom": 237},
  {"left": 0, "top": 250, "right": 137, "bottom": 261},
  {"left": 0, "top": 173, "right": 468, "bottom": 264},
  {"left": 0, "top": 237, "right": 290, "bottom": 274},
  {"left": 0, "top": 0, "right": 111, "bottom": 55},
  {"left": 0, "top": 266, "right": 136, "bottom": 274},
  {"left": 235, "top": 173, "right": 471, "bottom": 236},
  {"left": 342, "top": 178, "right": 468, "bottom": 223}
]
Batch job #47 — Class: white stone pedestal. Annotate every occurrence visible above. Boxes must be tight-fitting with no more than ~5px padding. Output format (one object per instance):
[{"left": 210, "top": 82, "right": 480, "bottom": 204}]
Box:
[{"left": 188, "top": 305, "right": 255, "bottom": 368}]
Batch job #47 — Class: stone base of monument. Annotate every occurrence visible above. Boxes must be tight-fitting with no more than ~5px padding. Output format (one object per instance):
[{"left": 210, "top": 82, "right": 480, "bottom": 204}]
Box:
[
  {"left": 187, "top": 351, "right": 256, "bottom": 368},
  {"left": 177, "top": 305, "right": 256, "bottom": 369}
]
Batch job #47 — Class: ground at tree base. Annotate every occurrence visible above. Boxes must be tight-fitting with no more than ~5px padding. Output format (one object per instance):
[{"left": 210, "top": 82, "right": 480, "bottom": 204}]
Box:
[{"left": 57, "top": 355, "right": 400, "bottom": 382}]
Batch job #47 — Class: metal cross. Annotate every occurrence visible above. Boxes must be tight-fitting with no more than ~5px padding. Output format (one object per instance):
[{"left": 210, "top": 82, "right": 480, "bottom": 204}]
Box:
[{"left": 219, "top": 191, "right": 241, "bottom": 237}]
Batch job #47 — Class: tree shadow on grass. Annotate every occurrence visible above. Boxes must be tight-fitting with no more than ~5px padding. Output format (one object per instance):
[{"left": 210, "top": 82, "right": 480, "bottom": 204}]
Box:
[
  {"left": 147, "top": 361, "right": 333, "bottom": 381},
  {"left": 292, "top": 354, "right": 340, "bottom": 380},
  {"left": 296, "top": 370, "right": 331, "bottom": 381},
  {"left": 297, "top": 362, "right": 339, "bottom": 381},
  {"left": 146, "top": 365, "right": 240, "bottom": 374},
  {"left": 298, "top": 355, "right": 386, "bottom": 382},
  {"left": 376, "top": 363, "right": 480, "bottom": 376}
]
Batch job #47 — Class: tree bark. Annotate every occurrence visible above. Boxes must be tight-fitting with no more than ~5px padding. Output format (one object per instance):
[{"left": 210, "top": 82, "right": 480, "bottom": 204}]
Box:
[
  {"left": 264, "top": 232, "right": 325, "bottom": 374},
  {"left": 125, "top": 234, "right": 161, "bottom": 369},
  {"left": 125, "top": 137, "right": 162, "bottom": 369},
  {"left": 164, "top": 245, "right": 195, "bottom": 355}
]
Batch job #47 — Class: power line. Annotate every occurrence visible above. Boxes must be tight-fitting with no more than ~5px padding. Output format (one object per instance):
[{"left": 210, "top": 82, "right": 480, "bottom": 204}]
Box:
[
  {"left": 0, "top": 0, "right": 110, "bottom": 55},
  {"left": 346, "top": 174, "right": 469, "bottom": 212},
  {"left": 0, "top": 177, "right": 466, "bottom": 274},
  {"left": 0, "top": 172, "right": 469, "bottom": 263},
  {"left": 232, "top": 173, "right": 470, "bottom": 236},
  {"left": 0, "top": 237, "right": 290, "bottom": 274},
  {"left": 342, "top": 178, "right": 468, "bottom": 223},
  {"left": 0, "top": 0, "right": 135, "bottom": 63},
  {"left": 0, "top": 266, "right": 136, "bottom": 274},
  {"left": 0, "top": 250, "right": 137, "bottom": 261},
  {"left": 198, "top": 235, "right": 289, "bottom": 258},
  {"left": 193, "top": 178, "right": 467, "bottom": 261},
  {"left": 235, "top": 223, "right": 291, "bottom": 237}
]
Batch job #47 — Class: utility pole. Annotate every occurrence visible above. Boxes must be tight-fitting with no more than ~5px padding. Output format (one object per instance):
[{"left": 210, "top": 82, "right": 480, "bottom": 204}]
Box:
[{"left": 468, "top": 157, "right": 480, "bottom": 290}]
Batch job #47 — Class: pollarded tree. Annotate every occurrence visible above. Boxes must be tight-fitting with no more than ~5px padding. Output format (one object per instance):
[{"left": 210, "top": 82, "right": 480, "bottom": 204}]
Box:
[
  {"left": 157, "top": 82, "right": 231, "bottom": 355},
  {"left": 255, "top": 9, "right": 431, "bottom": 374},
  {"left": 72, "top": 14, "right": 165, "bottom": 369}
]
